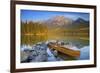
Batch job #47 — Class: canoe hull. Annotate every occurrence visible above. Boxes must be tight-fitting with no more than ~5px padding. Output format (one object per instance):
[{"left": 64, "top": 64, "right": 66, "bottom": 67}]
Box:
[{"left": 48, "top": 43, "right": 80, "bottom": 57}]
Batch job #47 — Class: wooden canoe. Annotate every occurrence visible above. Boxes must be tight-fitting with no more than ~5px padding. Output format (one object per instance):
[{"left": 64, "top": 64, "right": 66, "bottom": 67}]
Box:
[{"left": 47, "top": 43, "right": 80, "bottom": 57}]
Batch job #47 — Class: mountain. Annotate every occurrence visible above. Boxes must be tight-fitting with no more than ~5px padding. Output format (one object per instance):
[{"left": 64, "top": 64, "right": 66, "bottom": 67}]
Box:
[
  {"left": 23, "top": 16, "right": 89, "bottom": 29},
  {"left": 74, "top": 18, "right": 89, "bottom": 25},
  {"left": 22, "top": 16, "right": 89, "bottom": 29},
  {"left": 71, "top": 18, "right": 89, "bottom": 28},
  {"left": 44, "top": 16, "right": 73, "bottom": 27},
  {"left": 43, "top": 16, "right": 89, "bottom": 29}
]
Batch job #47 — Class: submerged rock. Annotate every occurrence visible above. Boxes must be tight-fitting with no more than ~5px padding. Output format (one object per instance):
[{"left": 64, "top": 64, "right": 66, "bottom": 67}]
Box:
[
  {"left": 21, "top": 43, "right": 48, "bottom": 62},
  {"left": 47, "top": 48, "right": 57, "bottom": 61}
]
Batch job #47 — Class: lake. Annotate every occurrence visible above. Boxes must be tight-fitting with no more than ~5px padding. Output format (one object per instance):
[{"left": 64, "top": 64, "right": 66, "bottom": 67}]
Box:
[{"left": 21, "top": 34, "right": 89, "bottom": 48}]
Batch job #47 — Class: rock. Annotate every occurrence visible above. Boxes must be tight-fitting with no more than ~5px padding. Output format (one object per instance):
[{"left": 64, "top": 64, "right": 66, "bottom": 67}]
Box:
[
  {"left": 21, "top": 51, "right": 29, "bottom": 62},
  {"left": 34, "top": 54, "right": 47, "bottom": 62},
  {"left": 47, "top": 48, "right": 57, "bottom": 61},
  {"left": 53, "top": 50, "right": 58, "bottom": 57}
]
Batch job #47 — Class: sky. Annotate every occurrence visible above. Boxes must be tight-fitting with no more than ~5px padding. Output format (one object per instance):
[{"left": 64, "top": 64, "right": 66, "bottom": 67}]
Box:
[{"left": 21, "top": 9, "right": 90, "bottom": 22}]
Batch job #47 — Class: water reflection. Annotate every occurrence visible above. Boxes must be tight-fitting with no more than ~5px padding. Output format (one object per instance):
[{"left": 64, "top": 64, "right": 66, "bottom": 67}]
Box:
[
  {"left": 21, "top": 34, "right": 90, "bottom": 62},
  {"left": 21, "top": 34, "right": 48, "bottom": 45},
  {"left": 21, "top": 34, "right": 89, "bottom": 48}
]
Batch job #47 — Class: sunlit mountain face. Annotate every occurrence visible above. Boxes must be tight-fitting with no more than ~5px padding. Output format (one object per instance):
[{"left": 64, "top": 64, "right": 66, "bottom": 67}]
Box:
[{"left": 44, "top": 16, "right": 73, "bottom": 26}]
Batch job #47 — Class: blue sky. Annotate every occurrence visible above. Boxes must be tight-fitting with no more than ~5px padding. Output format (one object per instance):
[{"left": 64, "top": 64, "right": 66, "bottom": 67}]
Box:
[{"left": 21, "top": 9, "right": 90, "bottom": 22}]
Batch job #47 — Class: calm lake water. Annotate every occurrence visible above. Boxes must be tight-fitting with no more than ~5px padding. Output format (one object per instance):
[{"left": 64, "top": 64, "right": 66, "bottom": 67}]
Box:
[
  {"left": 21, "top": 34, "right": 90, "bottom": 61},
  {"left": 21, "top": 34, "right": 89, "bottom": 48}
]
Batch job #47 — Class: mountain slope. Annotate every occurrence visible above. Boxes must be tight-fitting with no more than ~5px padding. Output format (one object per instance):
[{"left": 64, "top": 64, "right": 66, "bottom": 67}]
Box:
[{"left": 45, "top": 16, "right": 73, "bottom": 27}]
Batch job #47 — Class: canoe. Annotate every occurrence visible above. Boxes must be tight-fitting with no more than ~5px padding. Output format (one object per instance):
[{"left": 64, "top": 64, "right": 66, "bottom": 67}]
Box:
[{"left": 47, "top": 43, "right": 80, "bottom": 57}]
